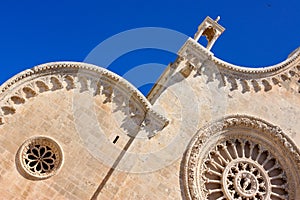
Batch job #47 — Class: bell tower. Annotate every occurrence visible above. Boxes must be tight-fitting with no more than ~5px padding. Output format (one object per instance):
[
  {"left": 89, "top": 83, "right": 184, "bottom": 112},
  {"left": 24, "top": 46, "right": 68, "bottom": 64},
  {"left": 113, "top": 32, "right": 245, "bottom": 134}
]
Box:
[{"left": 194, "top": 16, "right": 225, "bottom": 50}]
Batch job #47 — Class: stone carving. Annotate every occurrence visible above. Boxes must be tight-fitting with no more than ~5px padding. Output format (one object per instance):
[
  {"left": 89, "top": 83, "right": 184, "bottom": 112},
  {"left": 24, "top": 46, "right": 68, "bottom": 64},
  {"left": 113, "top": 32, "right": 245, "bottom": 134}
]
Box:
[
  {"left": 16, "top": 136, "right": 63, "bottom": 180},
  {"left": 0, "top": 62, "right": 169, "bottom": 136},
  {"left": 178, "top": 38, "right": 300, "bottom": 94},
  {"left": 204, "top": 139, "right": 285, "bottom": 199},
  {"left": 183, "top": 115, "right": 300, "bottom": 200}
]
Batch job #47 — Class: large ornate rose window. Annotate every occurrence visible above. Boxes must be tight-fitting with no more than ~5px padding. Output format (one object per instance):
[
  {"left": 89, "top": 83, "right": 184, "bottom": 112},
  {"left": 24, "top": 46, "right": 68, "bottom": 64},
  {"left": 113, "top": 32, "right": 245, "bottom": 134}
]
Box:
[
  {"left": 183, "top": 116, "right": 300, "bottom": 200},
  {"left": 16, "top": 136, "right": 63, "bottom": 180},
  {"left": 204, "top": 139, "right": 284, "bottom": 199}
]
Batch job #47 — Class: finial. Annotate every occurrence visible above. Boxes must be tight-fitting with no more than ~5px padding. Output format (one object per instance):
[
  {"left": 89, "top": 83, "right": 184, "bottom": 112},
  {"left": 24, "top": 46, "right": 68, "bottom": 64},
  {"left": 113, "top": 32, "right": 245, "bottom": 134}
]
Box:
[{"left": 215, "top": 16, "right": 220, "bottom": 23}]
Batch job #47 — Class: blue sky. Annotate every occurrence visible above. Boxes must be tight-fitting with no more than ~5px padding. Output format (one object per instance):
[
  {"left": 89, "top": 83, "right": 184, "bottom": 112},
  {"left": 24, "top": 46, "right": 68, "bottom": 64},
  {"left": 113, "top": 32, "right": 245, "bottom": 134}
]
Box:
[{"left": 0, "top": 1, "right": 299, "bottom": 95}]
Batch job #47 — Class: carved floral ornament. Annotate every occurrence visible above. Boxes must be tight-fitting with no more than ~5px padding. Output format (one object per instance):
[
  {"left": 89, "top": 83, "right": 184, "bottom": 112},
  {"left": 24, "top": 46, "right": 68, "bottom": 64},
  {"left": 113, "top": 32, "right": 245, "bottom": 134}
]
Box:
[
  {"left": 16, "top": 136, "right": 63, "bottom": 180},
  {"left": 183, "top": 115, "right": 300, "bottom": 200}
]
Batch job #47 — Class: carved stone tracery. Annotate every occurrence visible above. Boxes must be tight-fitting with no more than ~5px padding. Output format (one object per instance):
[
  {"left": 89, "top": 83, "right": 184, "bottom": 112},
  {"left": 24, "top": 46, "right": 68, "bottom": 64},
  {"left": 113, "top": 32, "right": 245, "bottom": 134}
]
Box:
[
  {"left": 183, "top": 115, "right": 300, "bottom": 200},
  {"left": 16, "top": 136, "right": 63, "bottom": 180},
  {"left": 204, "top": 139, "right": 286, "bottom": 199}
]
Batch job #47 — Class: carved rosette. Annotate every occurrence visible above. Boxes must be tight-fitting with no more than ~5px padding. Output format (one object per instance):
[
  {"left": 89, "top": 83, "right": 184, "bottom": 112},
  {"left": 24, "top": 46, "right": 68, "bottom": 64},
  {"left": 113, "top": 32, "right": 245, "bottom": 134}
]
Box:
[
  {"left": 183, "top": 115, "right": 300, "bottom": 200},
  {"left": 16, "top": 136, "right": 63, "bottom": 180}
]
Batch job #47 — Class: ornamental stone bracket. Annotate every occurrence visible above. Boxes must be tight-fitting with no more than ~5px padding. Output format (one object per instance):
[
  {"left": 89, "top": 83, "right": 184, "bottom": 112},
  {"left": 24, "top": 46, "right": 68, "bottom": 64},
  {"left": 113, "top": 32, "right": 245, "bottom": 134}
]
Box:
[
  {"left": 178, "top": 37, "right": 214, "bottom": 72},
  {"left": 0, "top": 62, "right": 169, "bottom": 138},
  {"left": 177, "top": 36, "right": 300, "bottom": 94}
]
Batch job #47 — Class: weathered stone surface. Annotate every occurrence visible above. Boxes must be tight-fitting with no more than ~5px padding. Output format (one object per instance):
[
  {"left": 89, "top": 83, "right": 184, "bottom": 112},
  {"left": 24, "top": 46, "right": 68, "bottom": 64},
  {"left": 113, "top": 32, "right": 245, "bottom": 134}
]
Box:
[{"left": 0, "top": 17, "right": 299, "bottom": 199}]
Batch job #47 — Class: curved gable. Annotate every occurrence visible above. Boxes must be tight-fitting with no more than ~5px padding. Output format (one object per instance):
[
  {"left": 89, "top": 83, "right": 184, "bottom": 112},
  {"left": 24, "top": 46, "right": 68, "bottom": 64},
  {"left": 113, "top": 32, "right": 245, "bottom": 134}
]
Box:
[
  {"left": 179, "top": 38, "right": 300, "bottom": 93},
  {"left": 0, "top": 62, "right": 168, "bottom": 132}
]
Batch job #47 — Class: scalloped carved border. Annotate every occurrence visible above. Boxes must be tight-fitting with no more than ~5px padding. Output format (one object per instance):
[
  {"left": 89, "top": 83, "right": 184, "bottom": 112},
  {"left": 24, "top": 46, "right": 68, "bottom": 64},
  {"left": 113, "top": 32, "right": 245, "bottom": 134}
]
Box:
[
  {"left": 178, "top": 38, "right": 300, "bottom": 93},
  {"left": 183, "top": 115, "right": 300, "bottom": 199},
  {"left": 180, "top": 38, "right": 300, "bottom": 75},
  {"left": 0, "top": 62, "right": 168, "bottom": 131}
]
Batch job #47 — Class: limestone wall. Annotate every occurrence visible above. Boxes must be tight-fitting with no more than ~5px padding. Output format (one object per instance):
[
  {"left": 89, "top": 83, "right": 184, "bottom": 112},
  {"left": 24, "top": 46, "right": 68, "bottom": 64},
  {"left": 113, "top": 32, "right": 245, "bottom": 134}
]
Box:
[{"left": 0, "top": 38, "right": 299, "bottom": 199}]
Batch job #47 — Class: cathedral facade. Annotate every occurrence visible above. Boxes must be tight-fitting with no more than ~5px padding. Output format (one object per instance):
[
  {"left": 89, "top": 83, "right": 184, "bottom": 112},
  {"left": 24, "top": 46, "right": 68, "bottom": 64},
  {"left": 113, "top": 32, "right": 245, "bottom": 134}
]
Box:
[{"left": 0, "top": 17, "right": 299, "bottom": 199}]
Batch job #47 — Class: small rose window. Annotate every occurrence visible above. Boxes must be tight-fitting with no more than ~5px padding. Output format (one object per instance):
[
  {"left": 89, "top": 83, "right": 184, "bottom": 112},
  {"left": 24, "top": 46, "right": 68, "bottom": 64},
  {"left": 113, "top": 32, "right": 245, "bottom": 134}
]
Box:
[{"left": 17, "top": 136, "right": 63, "bottom": 180}]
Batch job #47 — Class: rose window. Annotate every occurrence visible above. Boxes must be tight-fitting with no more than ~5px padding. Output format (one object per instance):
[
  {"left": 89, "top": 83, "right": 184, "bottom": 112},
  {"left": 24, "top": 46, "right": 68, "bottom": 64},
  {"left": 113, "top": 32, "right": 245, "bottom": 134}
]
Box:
[
  {"left": 184, "top": 116, "right": 300, "bottom": 200},
  {"left": 223, "top": 161, "right": 267, "bottom": 199},
  {"left": 203, "top": 139, "right": 287, "bottom": 199},
  {"left": 25, "top": 144, "right": 56, "bottom": 173},
  {"left": 17, "top": 136, "right": 63, "bottom": 180}
]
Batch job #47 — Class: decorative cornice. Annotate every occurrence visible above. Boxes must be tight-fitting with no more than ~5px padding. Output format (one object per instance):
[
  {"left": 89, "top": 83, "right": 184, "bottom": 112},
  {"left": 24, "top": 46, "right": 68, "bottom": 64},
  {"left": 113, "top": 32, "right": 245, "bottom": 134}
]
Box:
[
  {"left": 178, "top": 38, "right": 300, "bottom": 93},
  {"left": 179, "top": 38, "right": 300, "bottom": 77},
  {"left": 0, "top": 62, "right": 168, "bottom": 129},
  {"left": 213, "top": 51, "right": 300, "bottom": 76}
]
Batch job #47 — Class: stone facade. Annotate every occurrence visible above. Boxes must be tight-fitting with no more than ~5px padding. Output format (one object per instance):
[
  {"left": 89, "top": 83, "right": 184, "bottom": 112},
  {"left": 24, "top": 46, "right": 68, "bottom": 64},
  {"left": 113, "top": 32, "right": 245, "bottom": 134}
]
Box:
[{"left": 0, "top": 17, "right": 299, "bottom": 199}]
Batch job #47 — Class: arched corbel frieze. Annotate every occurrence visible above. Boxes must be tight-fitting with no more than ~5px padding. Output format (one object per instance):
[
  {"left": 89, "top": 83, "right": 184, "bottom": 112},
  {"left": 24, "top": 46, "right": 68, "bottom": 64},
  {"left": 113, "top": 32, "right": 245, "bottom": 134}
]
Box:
[
  {"left": 0, "top": 62, "right": 168, "bottom": 137},
  {"left": 177, "top": 37, "right": 300, "bottom": 94}
]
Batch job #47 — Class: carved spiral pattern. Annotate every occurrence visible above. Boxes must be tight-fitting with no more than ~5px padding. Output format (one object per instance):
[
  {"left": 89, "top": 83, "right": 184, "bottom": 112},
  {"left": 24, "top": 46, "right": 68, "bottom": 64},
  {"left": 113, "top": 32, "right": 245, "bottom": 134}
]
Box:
[
  {"left": 203, "top": 139, "right": 288, "bottom": 199},
  {"left": 17, "top": 136, "right": 63, "bottom": 180}
]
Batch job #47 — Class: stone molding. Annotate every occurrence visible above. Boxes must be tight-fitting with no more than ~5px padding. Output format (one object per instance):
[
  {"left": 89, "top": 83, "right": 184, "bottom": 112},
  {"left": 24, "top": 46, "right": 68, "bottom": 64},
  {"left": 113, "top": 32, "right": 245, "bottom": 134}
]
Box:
[
  {"left": 180, "top": 38, "right": 300, "bottom": 76},
  {"left": 0, "top": 62, "right": 169, "bottom": 132},
  {"left": 178, "top": 38, "right": 300, "bottom": 93},
  {"left": 16, "top": 136, "right": 63, "bottom": 180},
  {"left": 183, "top": 115, "right": 300, "bottom": 199}
]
